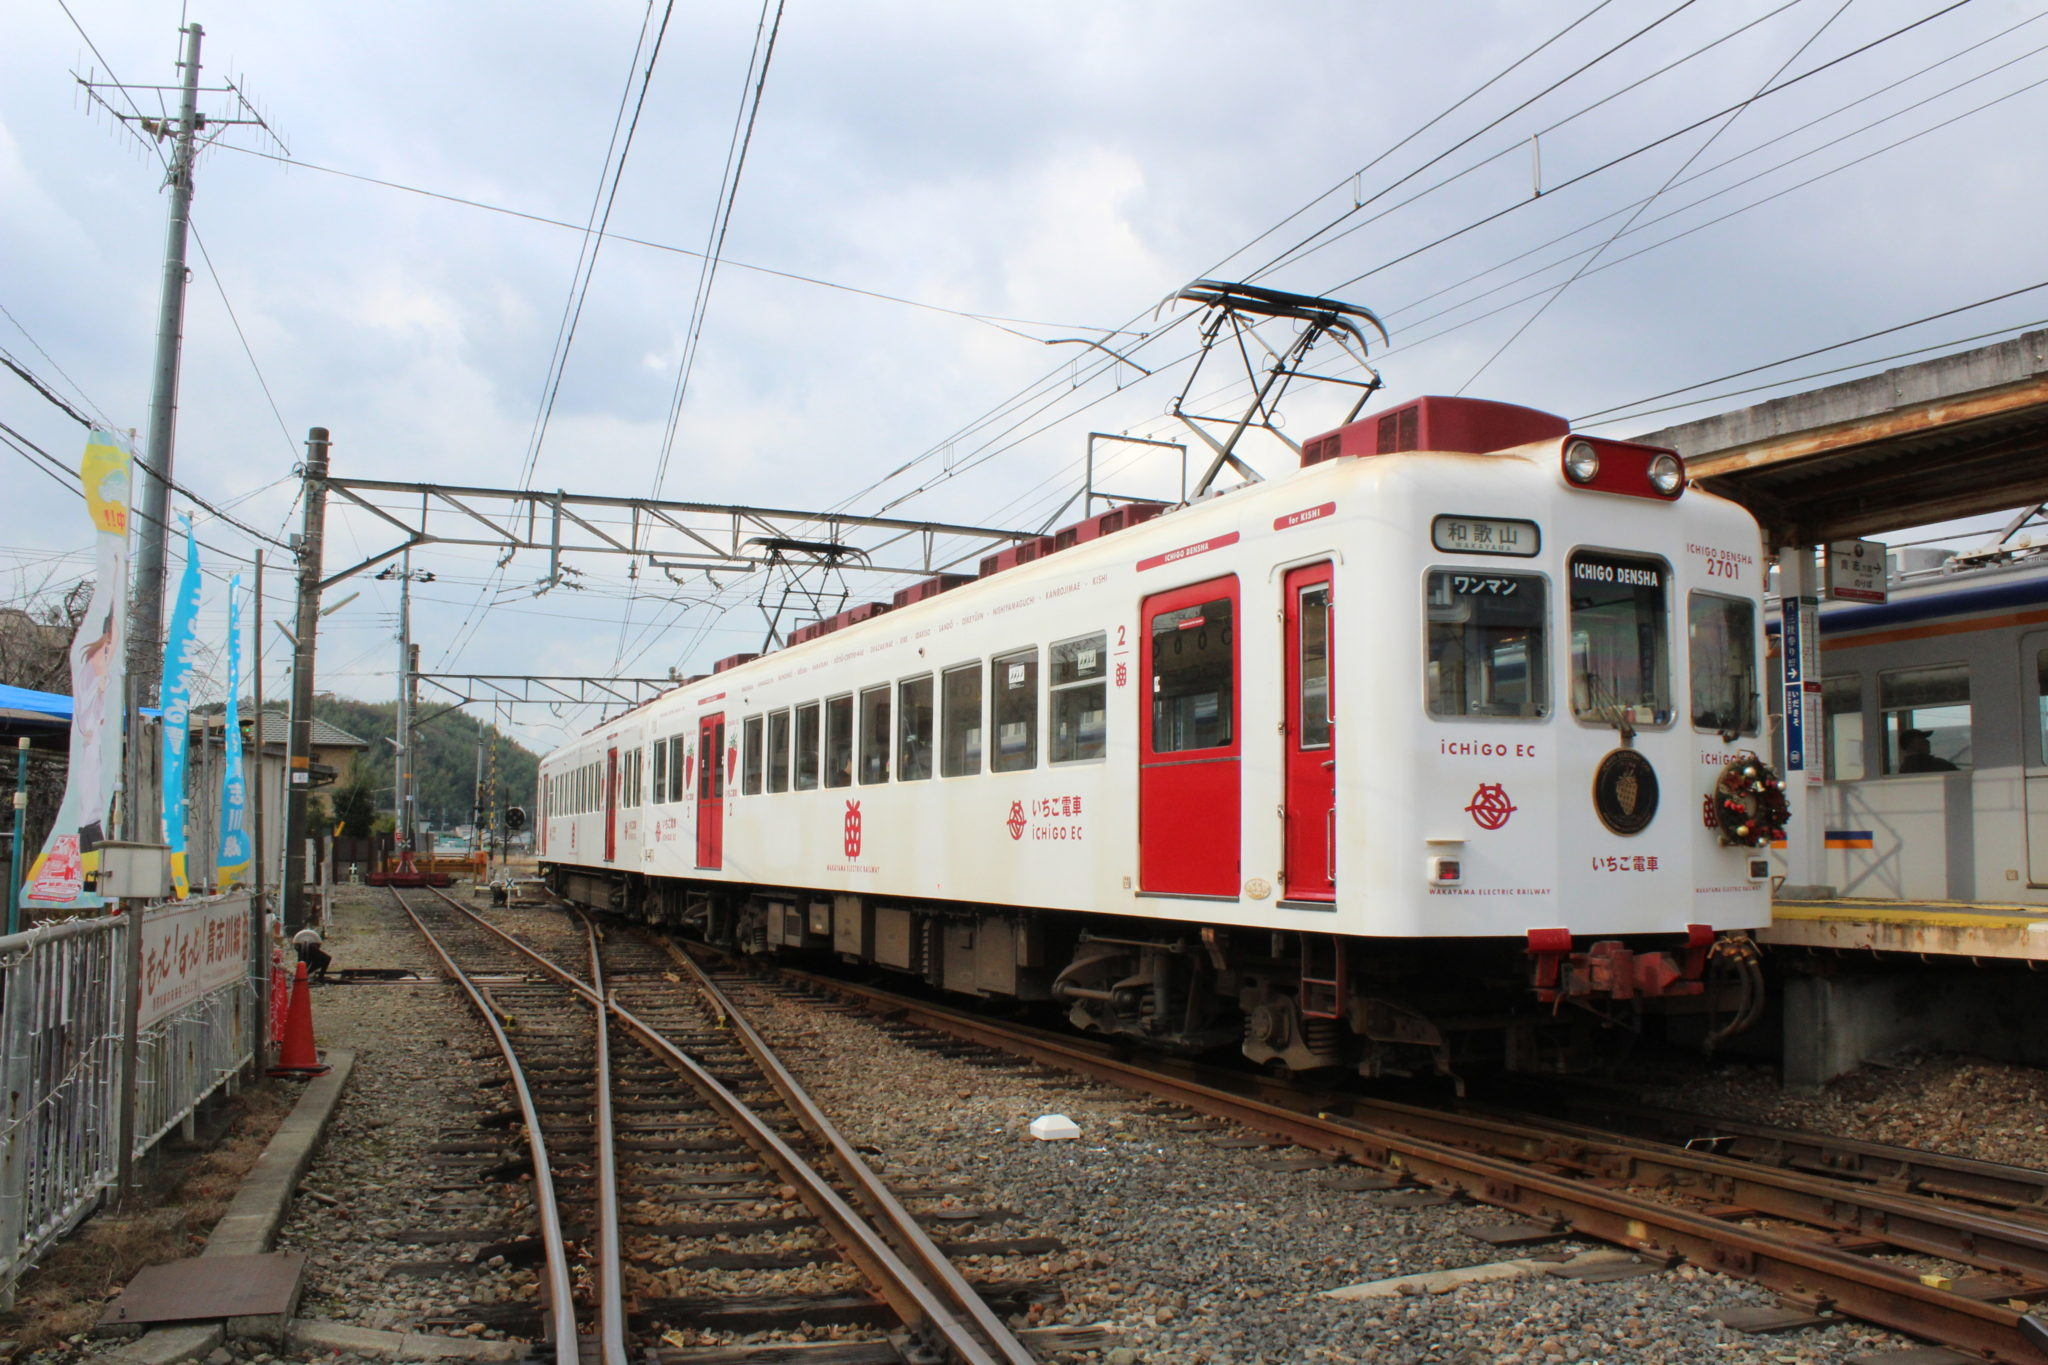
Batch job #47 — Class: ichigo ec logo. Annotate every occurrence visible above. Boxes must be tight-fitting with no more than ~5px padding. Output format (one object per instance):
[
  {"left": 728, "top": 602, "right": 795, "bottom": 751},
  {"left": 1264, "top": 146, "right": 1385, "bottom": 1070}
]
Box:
[
  {"left": 1006, "top": 800, "right": 1027, "bottom": 841},
  {"left": 843, "top": 801, "right": 863, "bottom": 859},
  {"left": 1465, "top": 782, "right": 1517, "bottom": 831}
]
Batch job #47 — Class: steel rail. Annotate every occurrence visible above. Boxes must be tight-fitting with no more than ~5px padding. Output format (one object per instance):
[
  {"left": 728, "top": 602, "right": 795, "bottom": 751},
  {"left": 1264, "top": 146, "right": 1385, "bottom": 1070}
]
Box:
[
  {"left": 641, "top": 931, "right": 1040, "bottom": 1365},
  {"left": 1494, "top": 1089, "right": 2048, "bottom": 1214},
  {"left": 389, "top": 889, "right": 579, "bottom": 1364},
  {"left": 1321, "top": 1093, "right": 2048, "bottom": 1288},
  {"left": 419, "top": 888, "right": 1018, "bottom": 1365},
  {"left": 767, "top": 964, "right": 2048, "bottom": 1364},
  {"left": 585, "top": 917, "right": 630, "bottom": 1365}
]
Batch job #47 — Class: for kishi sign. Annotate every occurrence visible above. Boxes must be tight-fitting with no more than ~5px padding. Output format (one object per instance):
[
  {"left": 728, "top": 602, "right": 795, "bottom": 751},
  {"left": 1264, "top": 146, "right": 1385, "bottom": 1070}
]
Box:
[{"left": 139, "top": 898, "right": 250, "bottom": 1028}]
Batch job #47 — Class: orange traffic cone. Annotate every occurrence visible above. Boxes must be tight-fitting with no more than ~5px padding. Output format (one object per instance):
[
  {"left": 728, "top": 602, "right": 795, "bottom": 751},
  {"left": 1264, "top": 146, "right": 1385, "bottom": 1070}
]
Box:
[{"left": 268, "top": 962, "right": 332, "bottom": 1078}]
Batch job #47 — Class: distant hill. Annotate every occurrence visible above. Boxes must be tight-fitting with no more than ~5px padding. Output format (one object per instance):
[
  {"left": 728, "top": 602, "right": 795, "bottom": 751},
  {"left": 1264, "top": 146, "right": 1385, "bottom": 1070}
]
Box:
[{"left": 305, "top": 695, "right": 541, "bottom": 829}]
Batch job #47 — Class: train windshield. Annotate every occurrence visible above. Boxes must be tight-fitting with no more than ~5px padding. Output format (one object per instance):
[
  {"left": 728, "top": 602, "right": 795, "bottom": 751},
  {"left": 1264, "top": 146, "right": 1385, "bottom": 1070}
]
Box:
[
  {"left": 1425, "top": 571, "right": 1549, "bottom": 719},
  {"left": 1568, "top": 551, "right": 1672, "bottom": 728},
  {"left": 1688, "top": 592, "right": 1759, "bottom": 735}
]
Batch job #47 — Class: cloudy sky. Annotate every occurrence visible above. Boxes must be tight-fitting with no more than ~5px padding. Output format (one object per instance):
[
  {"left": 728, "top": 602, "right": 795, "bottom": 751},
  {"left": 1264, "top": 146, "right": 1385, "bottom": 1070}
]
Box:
[{"left": 3, "top": 0, "right": 2043, "bottom": 752}]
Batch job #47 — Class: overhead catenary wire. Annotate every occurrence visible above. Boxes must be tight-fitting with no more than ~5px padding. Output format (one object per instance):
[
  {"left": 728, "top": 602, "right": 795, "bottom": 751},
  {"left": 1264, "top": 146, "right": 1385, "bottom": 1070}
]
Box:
[
  {"left": 1573, "top": 280, "right": 2048, "bottom": 425},
  {"left": 1459, "top": 0, "right": 1864, "bottom": 391},
  {"left": 518, "top": 0, "right": 671, "bottom": 493},
  {"left": 1374, "top": 11, "right": 2048, "bottom": 334},
  {"left": 215, "top": 145, "right": 1121, "bottom": 344},
  {"left": 649, "top": 0, "right": 787, "bottom": 502},
  {"left": 814, "top": 0, "right": 1979, "bottom": 534}
]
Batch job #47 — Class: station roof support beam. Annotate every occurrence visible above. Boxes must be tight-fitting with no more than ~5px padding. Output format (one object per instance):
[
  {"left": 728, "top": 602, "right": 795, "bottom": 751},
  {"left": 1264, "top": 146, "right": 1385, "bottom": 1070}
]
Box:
[{"left": 1635, "top": 328, "right": 2048, "bottom": 544}]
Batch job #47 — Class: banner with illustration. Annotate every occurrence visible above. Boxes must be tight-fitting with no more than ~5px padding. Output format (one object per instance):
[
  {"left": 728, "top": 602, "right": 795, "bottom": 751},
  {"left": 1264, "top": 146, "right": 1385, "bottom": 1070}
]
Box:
[
  {"left": 217, "top": 575, "right": 251, "bottom": 887},
  {"left": 24, "top": 429, "right": 132, "bottom": 911},
  {"left": 158, "top": 517, "right": 202, "bottom": 900}
]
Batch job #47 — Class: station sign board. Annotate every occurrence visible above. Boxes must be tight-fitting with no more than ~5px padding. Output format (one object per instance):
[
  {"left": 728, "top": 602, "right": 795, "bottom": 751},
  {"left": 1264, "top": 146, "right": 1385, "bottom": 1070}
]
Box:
[{"left": 1826, "top": 539, "right": 1887, "bottom": 603}]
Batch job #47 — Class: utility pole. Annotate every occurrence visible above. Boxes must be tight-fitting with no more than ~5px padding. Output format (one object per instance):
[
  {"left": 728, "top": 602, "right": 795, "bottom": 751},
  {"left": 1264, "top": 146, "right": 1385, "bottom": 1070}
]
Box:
[
  {"left": 377, "top": 555, "right": 433, "bottom": 860},
  {"left": 249, "top": 549, "right": 268, "bottom": 1070},
  {"left": 283, "top": 429, "right": 330, "bottom": 934},
  {"left": 81, "top": 25, "right": 281, "bottom": 694}
]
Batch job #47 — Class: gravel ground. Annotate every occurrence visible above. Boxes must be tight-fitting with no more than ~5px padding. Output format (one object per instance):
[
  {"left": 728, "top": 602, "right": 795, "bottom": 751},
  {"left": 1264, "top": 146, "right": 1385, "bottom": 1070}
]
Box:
[
  {"left": 713, "top": 969, "right": 1944, "bottom": 1365},
  {"left": 269, "top": 886, "right": 534, "bottom": 1341},
  {"left": 25, "top": 889, "right": 2048, "bottom": 1365}
]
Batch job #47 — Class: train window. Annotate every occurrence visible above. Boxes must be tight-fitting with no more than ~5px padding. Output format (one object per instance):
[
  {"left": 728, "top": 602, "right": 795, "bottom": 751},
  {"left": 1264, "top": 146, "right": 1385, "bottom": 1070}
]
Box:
[
  {"left": 742, "top": 715, "right": 764, "bottom": 796},
  {"left": 1425, "top": 571, "right": 1548, "bottom": 720},
  {"left": 1050, "top": 633, "right": 1107, "bottom": 764},
  {"left": 1151, "top": 598, "right": 1235, "bottom": 751},
  {"left": 1298, "top": 587, "right": 1333, "bottom": 747},
  {"left": 668, "top": 736, "right": 689, "bottom": 802},
  {"left": 1879, "top": 663, "right": 1971, "bottom": 773},
  {"left": 651, "top": 741, "right": 667, "bottom": 805},
  {"left": 1688, "top": 592, "right": 1759, "bottom": 736},
  {"left": 2039, "top": 651, "right": 2048, "bottom": 766},
  {"left": 795, "top": 703, "right": 821, "bottom": 790},
  {"left": 825, "top": 695, "right": 855, "bottom": 787},
  {"left": 1568, "top": 551, "right": 1670, "bottom": 727},
  {"left": 898, "top": 675, "right": 935, "bottom": 781},
  {"left": 992, "top": 648, "right": 1040, "bottom": 772},
  {"left": 767, "top": 709, "right": 792, "bottom": 794},
  {"left": 859, "top": 686, "right": 891, "bottom": 784},
  {"left": 1822, "top": 676, "right": 1865, "bottom": 781},
  {"left": 941, "top": 663, "right": 983, "bottom": 777}
]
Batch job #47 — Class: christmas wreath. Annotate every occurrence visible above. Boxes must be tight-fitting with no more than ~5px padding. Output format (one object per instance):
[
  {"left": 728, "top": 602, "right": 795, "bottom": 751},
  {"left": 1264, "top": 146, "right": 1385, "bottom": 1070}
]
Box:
[{"left": 1704, "top": 752, "right": 1790, "bottom": 848}]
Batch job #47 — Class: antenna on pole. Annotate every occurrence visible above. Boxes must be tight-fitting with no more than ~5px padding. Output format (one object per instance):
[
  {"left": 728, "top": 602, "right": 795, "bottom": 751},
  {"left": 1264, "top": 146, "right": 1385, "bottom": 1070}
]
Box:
[{"left": 78, "top": 23, "right": 288, "bottom": 700}]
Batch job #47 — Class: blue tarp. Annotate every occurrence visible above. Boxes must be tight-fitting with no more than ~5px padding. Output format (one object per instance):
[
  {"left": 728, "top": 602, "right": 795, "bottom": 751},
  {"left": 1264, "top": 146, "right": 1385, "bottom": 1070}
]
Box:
[{"left": 0, "top": 683, "right": 71, "bottom": 720}]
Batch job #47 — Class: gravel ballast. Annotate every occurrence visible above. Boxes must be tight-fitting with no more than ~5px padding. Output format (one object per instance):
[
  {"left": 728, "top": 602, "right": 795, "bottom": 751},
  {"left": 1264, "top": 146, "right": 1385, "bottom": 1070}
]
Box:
[{"left": 26, "top": 887, "right": 2048, "bottom": 1365}]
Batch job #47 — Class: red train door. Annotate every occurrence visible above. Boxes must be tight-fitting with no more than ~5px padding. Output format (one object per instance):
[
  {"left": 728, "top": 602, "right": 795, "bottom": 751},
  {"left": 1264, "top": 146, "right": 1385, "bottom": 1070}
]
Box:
[
  {"left": 1139, "top": 576, "right": 1240, "bottom": 896},
  {"left": 697, "top": 713, "right": 725, "bottom": 869},
  {"left": 603, "top": 747, "right": 619, "bottom": 863},
  {"left": 1283, "top": 564, "right": 1335, "bottom": 900}
]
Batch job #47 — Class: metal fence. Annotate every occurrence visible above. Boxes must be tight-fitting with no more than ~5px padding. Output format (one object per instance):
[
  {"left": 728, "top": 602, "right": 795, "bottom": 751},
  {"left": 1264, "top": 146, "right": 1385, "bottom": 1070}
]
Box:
[{"left": 0, "top": 893, "right": 258, "bottom": 1304}]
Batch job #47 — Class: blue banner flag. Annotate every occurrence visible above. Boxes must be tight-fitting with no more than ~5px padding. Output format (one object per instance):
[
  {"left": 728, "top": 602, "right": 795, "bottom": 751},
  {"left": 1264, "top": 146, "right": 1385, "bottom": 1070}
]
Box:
[
  {"left": 218, "top": 575, "right": 251, "bottom": 888},
  {"left": 159, "top": 517, "right": 203, "bottom": 899}
]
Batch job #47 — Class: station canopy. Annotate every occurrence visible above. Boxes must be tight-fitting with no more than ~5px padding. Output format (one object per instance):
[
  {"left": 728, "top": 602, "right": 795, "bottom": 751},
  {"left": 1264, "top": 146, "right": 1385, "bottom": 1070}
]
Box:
[{"left": 1634, "top": 327, "right": 2048, "bottom": 546}]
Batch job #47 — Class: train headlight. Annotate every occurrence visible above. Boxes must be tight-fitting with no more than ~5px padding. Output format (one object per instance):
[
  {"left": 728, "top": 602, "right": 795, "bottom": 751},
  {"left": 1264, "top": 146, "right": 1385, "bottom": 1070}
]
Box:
[
  {"left": 1648, "top": 453, "right": 1684, "bottom": 495},
  {"left": 1563, "top": 440, "right": 1600, "bottom": 484}
]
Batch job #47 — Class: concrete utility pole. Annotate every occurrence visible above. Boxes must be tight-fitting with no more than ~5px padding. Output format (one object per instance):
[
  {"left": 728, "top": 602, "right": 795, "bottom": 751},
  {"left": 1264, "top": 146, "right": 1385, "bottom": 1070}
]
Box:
[
  {"left": 377, "top": 555, "right": 433, "bottom": 858},
  {"left": 127, "top": 23, "right": 205, "bottom": 698},
  {"left": 81, "top": 25, "right": 280, "bottom": 695},
  {"left": 283, "top": 429, "right": 330, "bottom": 933}
]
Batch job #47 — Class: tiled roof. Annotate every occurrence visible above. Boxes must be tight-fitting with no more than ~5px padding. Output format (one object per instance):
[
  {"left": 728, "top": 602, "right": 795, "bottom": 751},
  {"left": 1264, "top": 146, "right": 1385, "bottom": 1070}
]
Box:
[{"left": 193, "top": 711, "right": 369, "bottom": 748}]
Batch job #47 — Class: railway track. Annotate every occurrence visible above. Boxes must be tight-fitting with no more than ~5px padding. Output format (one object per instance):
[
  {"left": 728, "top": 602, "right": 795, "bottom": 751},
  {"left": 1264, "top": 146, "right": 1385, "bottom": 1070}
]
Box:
[
  {"left": 731, "top": 955, "right": 2048, "bottom": 1364},
  {"left": 391, "top": 884, "right": 1045, "bottom": 1364}
]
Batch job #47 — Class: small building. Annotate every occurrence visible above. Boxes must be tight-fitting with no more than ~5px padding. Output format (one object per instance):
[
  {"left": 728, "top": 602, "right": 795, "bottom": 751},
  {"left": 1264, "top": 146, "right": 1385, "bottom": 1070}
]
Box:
[{"left": 184, "top": 711, "right": 369, "bottom": 893}]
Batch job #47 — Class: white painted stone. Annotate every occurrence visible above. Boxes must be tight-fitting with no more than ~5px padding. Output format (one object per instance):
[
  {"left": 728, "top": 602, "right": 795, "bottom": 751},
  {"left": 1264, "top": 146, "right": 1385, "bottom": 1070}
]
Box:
[{"left": 1029, "top": 1113, "right": 1081, "bottom": 1141}]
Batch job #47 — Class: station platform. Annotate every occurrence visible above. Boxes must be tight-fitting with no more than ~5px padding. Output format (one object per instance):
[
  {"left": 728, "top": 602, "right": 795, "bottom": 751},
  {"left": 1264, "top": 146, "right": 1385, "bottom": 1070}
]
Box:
[{"left": 1762, "top": 896, "right": 2048, "bottom": 963}]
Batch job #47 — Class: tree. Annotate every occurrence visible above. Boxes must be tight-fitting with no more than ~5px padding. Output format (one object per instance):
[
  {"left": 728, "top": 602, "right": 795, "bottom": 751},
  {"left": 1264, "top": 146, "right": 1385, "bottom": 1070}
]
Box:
[{"left": 331, "top": 770, "right": 378, "bottom": 837}]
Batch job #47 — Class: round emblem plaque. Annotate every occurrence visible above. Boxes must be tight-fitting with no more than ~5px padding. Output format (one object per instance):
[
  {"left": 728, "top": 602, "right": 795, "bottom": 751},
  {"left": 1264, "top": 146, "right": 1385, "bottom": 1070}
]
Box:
[{"left": 1593, "top": 749, "right": 1659, "bottom": 835}]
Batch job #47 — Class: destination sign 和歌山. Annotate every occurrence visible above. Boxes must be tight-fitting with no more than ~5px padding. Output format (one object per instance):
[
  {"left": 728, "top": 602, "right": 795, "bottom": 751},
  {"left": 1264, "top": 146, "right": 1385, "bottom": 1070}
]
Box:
[{"left": 1432, "top": 515, "right": 1539, "bottom": 557}]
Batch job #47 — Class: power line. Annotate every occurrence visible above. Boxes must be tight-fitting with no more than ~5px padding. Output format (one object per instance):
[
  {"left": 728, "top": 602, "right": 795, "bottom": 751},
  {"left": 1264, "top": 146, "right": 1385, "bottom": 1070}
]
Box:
[
  {"left": 519, "top": 0, "right": 672, "bottom": 492},
  {"left": 651, "top": 0, "right": 787, "bottom": 500},
  {"left": 187, "top": 220, "right": 301, "bottom": 461},
  {"left": 1376, "top": 66, "right": 2048, "bottom": 369},
  {"left": 1242, "top": 0, "right": 1713, "bottom": 285},
  {"left": 1460, "top": 0, "right": 1861, "bottom": 391},
  {"left": 217, "top": 144, "right": 1122, "bottom": 342},
  {"left": 1574, "top": 280, "right": 2048, "bottom": 425},
  {"left": 1377, "top": 12, "right": 2048, "bottom": 337}
]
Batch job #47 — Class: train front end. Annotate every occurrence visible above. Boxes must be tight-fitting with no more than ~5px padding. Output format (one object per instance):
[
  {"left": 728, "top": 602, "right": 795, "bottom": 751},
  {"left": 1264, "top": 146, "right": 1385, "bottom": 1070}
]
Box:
[{"left": 1323, "top": 397, "right": 1775, "bottom": 1060}]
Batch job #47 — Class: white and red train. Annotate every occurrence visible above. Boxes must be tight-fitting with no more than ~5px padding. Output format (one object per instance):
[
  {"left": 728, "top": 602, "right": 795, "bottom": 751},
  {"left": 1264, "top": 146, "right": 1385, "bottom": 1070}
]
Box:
[{"left": 539, "top": 394, "right": 1778, "bottom": 1074}]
